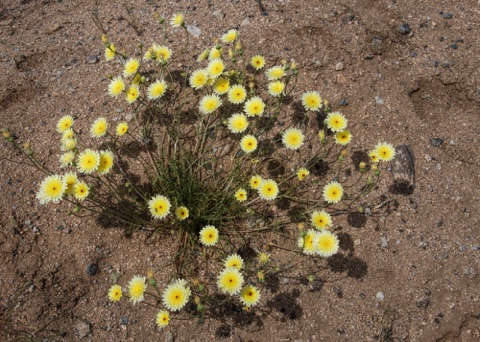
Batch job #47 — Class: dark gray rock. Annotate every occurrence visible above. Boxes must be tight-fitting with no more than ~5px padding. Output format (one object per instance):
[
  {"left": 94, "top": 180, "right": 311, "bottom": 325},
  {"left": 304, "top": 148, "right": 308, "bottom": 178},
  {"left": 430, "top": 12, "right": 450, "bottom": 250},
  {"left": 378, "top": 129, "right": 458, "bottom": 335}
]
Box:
[
  {"left": 399, "top": 23, "right": 412, "bottom": 35},
  {"left": 442, "top": 12, "right": 453, "bottom": 19},
  {"left": 86, "top": 264, "right": 99, "bottom": 276},
  {"left": 430, "top": 138, "right": 444, "bottom": 147}
]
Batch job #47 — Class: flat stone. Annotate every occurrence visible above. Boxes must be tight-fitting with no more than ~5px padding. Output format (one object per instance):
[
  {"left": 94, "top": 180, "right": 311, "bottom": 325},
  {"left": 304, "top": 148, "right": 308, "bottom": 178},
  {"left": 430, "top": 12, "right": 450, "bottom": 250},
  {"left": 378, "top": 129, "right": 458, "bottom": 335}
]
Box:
[
  {"left": 374, "top": 96, "right": 384, "bottom": 105},
  {"left": 335, "top": 62, "right": 344, "bottom": 71},
  {"left": 390, "top": 145, "right": 415, "bottom": 195},
  {"left": 430, "top": 138, "right": 444, "bottom": 147},
  {"left": 165, "top": 332, "right": 174, "bottom": 342},
  {"left": 380, "top": 236, "right": 388, "bottom": 248},
  {"left": 75, "top": 321, "right": 91, "bottom": 338}
]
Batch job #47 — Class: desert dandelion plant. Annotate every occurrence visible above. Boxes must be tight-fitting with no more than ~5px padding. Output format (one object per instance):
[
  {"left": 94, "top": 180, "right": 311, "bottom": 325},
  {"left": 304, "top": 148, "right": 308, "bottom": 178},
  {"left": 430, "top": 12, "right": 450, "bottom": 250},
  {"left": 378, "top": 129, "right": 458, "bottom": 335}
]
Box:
[{"left": 1, "top": 17, "right": 401, "bottom": 332}]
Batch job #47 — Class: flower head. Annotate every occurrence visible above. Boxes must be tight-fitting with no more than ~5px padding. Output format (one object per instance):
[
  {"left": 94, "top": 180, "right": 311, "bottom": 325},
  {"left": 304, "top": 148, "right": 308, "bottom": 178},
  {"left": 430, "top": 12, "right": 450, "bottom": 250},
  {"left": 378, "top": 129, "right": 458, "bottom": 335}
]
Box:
[
  {"left": 148, "top": 195, "right": 171, "bottom": 219},
  {"left": 199, "top": 225, "right": 219, "bottom": 246},
  {"left": 335, "top": 130, "right": 352, "bottom": 145},
  {"left": 61, "top": 138, "right": 77, "bottom": 151},
  {"left": 36, "top": 174, "right": 66, "bottom": 204},
  {"left": 126, "top": 85, "right": 140, "bottom": 104},
  {"left": 73, "top": 181, "right": 89, "bottom": 201},
  {"left": 217, "top": 268, "right": 244, "bottom": 295},
  {"left": 77, "top": 149, "right": 100, "bottom": 174},
  {"left": 175, "top": 206, "right": 189, "bottom": 220},
  {"left": 369, "top": 150, "right": 379, "bottom": 163},
  {"left": 228, "top": 84, "right": 247, "bottom": 104},
  {"left": 199, "top": 94, "right": 222, "bottom": 115},
  {"left": 155, "top": 310, "right": 170, "bottom": 328},
  {"left": 105, "top": 43, "right": 116, "bottom": 61},
  {"left": 162, "top": 279, "right": 191, "bottom": 311},
  {"left": 251, "top": 55, "right": 265, "bottom": 70},
  {"left": 240, "top": 135, "right": 257, "bottom": 153},
  {"left": 108, "top": 284, "right": 123, "bottom": 302},
  {"left": 325, "top": 112, "right": 348, "bottom": 132},
  {"left": 297, "top": 167, "right": 310, "bottom": 180},
  {"left": 197, "top": 48, "right": 210, "bottom": 62},
  {"left": 56, "top": 115, "right": 74, "bottom": 133},
  {"left": 315, "top": 230, "right": 339, "bottom": 257},
  {"left": 147, "top": 80, "right": 168, "bottom": 100},
  {"left": 249, "top": 175, "right": 262, "bottom": 189},
  {"left": 323, "top": 181, "right": 343, "bottom": 204},
  {"left": 311, "top": 210, "right": 332, "bottom": 229},
  {"left": 258, "top": 179, "right": 279, "bottom": 201},
  {"left": 123, "top": 58, "right": 140, "bottom": 78},
  {"left": 374, "top": 142, "right": 396, "bottom": 162},
  {"left": 213, "top": 77, "right": 230, "bottom": 95},
  {"left": 227, "top": 113, "right": 249, "bottom": 133},
  {"left": 221, "top": 29, "right": 238, "bottom": 43},
  {"left": 97, "top": 150, "right": 114, "bottom": 175},
  {"left": 170, "top": 13, "right": 184, "bottom": 27},
  {"left": 240, "top": 285, "right": 261, "bottom": 307},
  {"left": 257, "top": 252, "right": 270, "bottom": 264},
  {"left": 189, "top": 69, "right": 209, "bottom": 90},
  {"left": 266, "top": 66, "right": 284, "bottom": 80},
  {"left": 128, "top": 276, "right": 146, "bottom": 305},
  {"left": 268, "top": 81, "right": 285, "bottom": 97},
  {"left": 209, "top": 47, "right": 222, "bottom": 60},
  {"left": 234, "top": 188, "right": 247, "bottom": 202},
  {"left": 224, "top": 254, "right": 244, "bottom": 270},
  {"left": 207, "top": 59, "right": 225, "bottom": 78},
  {"left": 90, "top": 117, "right": 108, "bottom": 138},
  {"left": 63, "top": 172, "right": 77, "bottom": 195},
  {"left": 244, "top": 96, "right": 265, "bottom": 117},
  {"left": 115, "top": 122, "right": 128, "bottom": 136},
  {"left": 153, "top": 45, "right": 172, "bottom": 61},
  {"left": 301, "top": 91, "right": 322, "bottom": 111},
  {"left": 297, "top": 229, "right": 317, "bottom": 255},
  {"left": 60, "top": 151, "right": 75, "bottom": 168},
  {"left": 282, "top": 128, "right": 304, "bottom": 150},
  {"left": 108, "top": 77, "right": 125, "bottom": 98},
  {"left": 61, "top": 128, "right": 74, "bottom": 142}
]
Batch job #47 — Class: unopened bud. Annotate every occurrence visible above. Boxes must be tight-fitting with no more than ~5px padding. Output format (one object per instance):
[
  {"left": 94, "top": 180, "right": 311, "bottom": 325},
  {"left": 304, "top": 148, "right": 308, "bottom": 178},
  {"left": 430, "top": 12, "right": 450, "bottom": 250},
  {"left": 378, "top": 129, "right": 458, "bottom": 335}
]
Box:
[
  {"left": 341, "top": 150, "right": 348, "bottom": 157},
  {"left": 101, "top": 34, "right": 108, "bottom": 43},
  {"left": 248, "top": 81, "right": 255, "bottom": 90},
  {"left": 194, "top": 295, "right": 201, "bottom": 305},
  {"left": 257, "top": 271, "right": 265, "bottom": 282},
  {"left": 371, "top": 164, "right": 378, "bottom": 171},
  {"left": 307, "top": 274, "right": 315, "bottom": 282},
  {"left": 1, "top": 129, "right": 11, "bottom": 139},
  {"left": 359, "top": 161, "right": 367, "bottom": 171},
  {"left": 73, "top": 205, "right": 81, "bottom": 213}
]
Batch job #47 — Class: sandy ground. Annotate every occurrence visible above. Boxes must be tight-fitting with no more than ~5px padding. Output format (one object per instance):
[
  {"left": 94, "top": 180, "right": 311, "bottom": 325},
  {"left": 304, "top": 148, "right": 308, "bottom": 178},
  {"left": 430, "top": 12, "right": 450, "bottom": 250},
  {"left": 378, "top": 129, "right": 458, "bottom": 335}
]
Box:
[{"left": 1, "top": 0, "right": 479, "bottom": 341}]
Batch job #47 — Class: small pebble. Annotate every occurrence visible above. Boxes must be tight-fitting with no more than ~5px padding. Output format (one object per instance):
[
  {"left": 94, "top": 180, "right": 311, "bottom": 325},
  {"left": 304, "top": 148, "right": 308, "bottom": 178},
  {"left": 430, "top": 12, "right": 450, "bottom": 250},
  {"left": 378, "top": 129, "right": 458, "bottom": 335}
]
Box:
[
  {"left": 458, "top": 245, "right": 466, "bottom": 252},
  {"left": 471, "top": 245, "right": 479, "bottom": 251},
  {"left": 374, "top": 96, "right": 384, "bottom": 105},
  {"left": 86, "top": 54, "right": 99, "bottom": 64},
  {"left": 335, "top": 62, "right": 344, "bottom": 71},
  {"left": 75, "top": 321, "right": 91, "bottom": 339},
  {"left": 338, "top": 98, "right": 349, "bottom": 106},
  {"left": 430, "top": 138, "right": 444, "bottom": 147},
  {"left": 399, "top": 23, "right": 412, "bottom": 35},
  {"left": 380, "top": 236, "right": 388, "bottom": 248},
  {"left": 442, "top": 12, "right": 453, "bottom": 19},
  {"left": 120, "top": 316, "right": 129, "bottom": 325},
  {"left": 165, "top": 332, "right": 174, "bottom": 342},
  {"left": 451, "top": 44, "right": 458, "bottom": 50},
  {"left": 376, "top": 291, "right": 385, "bottom": 301},
  {"left": 86, "top": 264, "right": 99, "bottom": 276}
]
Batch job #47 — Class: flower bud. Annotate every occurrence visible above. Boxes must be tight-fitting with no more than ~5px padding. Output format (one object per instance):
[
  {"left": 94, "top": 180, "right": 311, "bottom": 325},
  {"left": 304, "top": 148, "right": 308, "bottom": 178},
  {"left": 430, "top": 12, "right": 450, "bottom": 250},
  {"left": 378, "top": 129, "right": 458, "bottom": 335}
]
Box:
[
  {"left": 359, "top": 161, "right": 367, "bottom": 172},
  {"left": 101, "top": 34, "right": 108, "bottom": 43}
]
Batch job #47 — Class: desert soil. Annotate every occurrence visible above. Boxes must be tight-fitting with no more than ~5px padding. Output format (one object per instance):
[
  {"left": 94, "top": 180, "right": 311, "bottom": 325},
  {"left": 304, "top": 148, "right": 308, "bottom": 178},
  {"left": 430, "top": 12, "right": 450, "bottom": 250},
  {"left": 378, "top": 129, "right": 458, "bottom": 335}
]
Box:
[{"left": 1, "top": 0, "right": 479, "bottom": 341}]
